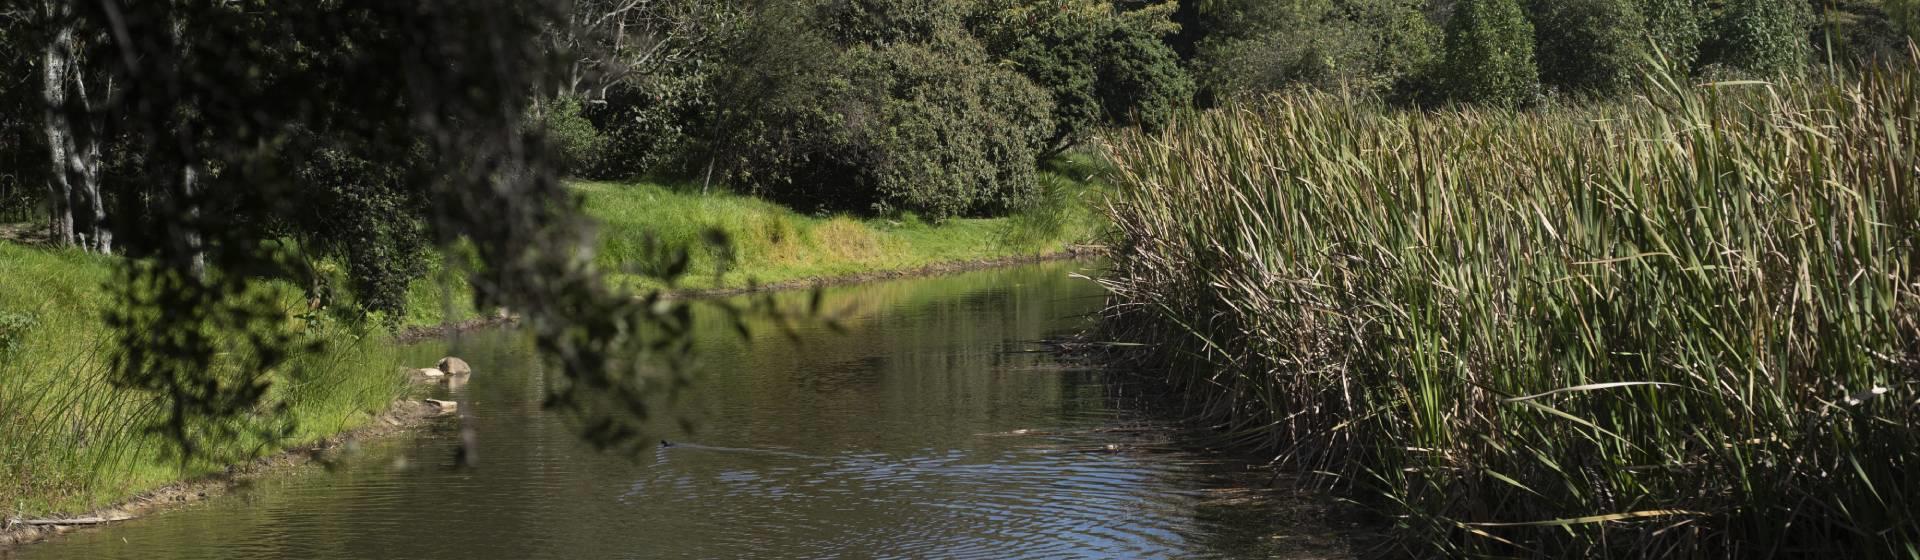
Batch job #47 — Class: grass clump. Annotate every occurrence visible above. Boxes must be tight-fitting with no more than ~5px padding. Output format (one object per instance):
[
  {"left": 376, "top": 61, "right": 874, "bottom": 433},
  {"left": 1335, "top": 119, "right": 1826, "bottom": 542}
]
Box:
[{"left": 1098, "top": 49, "right": 1920, "bottom": 556}]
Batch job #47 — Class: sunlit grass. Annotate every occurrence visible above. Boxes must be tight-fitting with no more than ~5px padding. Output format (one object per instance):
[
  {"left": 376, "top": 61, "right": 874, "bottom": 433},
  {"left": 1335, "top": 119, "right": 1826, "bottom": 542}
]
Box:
[
  {"left": 579, "top": 163, "right": 1105, "bottom": 292},
  {"left": 1099, "top": 50, "right": 1920, "bottom": 556},
  {"left": 0, "top": 244, "right": 408, "bottom": 518}
]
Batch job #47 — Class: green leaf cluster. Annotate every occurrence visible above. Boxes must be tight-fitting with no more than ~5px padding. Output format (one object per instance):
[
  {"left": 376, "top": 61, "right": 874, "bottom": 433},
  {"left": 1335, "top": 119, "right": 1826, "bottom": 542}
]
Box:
[{"left": 1440, "top": 0, "right": 1540, "bottom": 106}]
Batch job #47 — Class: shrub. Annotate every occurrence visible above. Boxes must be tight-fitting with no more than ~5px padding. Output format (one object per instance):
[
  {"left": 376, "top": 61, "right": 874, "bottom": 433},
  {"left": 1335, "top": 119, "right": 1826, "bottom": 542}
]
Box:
[
  {"left": 1094, "top": 18, "right": 1195, "bottom": 135},
  {"left": 530, "top": 96, "right": 606, "bottom": 176},
  {"left": 715, "top": 2, "right": 1055, "bottom": 219},
  {"left": 972, "top": 0, "right": 1194, "bottom": 153},
  {"left": 1439, "top": 0, "right": 1540, "bottom": 106},
  {"left": 816, "top": 0, "right": 966, "bottom": 45},
  {"left": 1638, "top": 0, "right": 1709, "bottom": 72},
  {"left": 1190, "top": 0, "right": 1439, "bottom": 99},
  {"left": 583, "top": 79, "right": 701, "bottom": 180},
  {"left": 1531, "top": 0, "right": 1649, "bottom": 95},
  {"left": 1702, "top": 0, "right": 1813, "bottom": 74},
  {"left": 288, "top": 145, "right": 431, "bottom": 324},
  {"left": 816, "top": 40, "right": 1053, "bottom": 217},
  {"left": 1808, "top": 0, "right": 1912, "bottom": 66}
]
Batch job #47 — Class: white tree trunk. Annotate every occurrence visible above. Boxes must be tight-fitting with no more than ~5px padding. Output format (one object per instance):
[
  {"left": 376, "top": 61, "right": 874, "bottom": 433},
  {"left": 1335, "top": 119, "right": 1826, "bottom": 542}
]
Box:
[
  {"left": 42, "top": 28, "right": 75, "bottom": 247},
  {"left": 41, "top": 23, "right": 110, "bottom": 253},
  {"left": 182, "top": 164, "right": 205, "bottom": 276}
]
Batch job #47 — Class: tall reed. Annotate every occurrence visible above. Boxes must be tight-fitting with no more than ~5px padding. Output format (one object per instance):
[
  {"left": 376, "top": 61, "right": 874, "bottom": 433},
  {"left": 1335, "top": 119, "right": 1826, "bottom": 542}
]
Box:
[{"left": 1098, "top": 49, "right": 1920, "bottom": 557}]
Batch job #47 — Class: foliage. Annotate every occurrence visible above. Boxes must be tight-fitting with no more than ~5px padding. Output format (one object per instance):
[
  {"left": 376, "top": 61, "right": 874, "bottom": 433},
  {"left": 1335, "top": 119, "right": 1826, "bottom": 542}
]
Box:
[
  {"left": 1091, "top": 16, "right": 1195, "bottom": 135},
  {"left": 711, "top": 1, "right": 1055, "bottom": 219},
  {"left": 1701, "top": 0, "right": 1814, "bottom": 74},
  {"left": 1530, "top": 0, "right": 1649, "bottom": 95},
  {"left": 566, "top": 0, "right": 741, "bottom": 180},
  {"left": 1808, "top": 0, "right": 1913, "bottom": 65},
  {"left": 287, "top": 144, "right": 431, "bottom": 325},
  {"left": 529, "top": 95, "right": 607, "bottom": 176},
  {"left": 1638, "top": 0, "right": 1710, "bottom": 72},
  {"left": 0, "top": 0, "right": 787, "bottom": 471},
  {"left": 1894, "top": 0, "right": 1920, "bottom": 38},
  {"left": 1100, "top": 56, "right": 1920, "bottom": 556},
  {"left": 0, "top": 15, "right": 43, "bottom": 222},
  {"left": 1439, "top": 0, "right": 1540, "bottom": 106},
  {"left": 816, "top": 0, "right": 968, "bottom": 45},
  {"left": 1189, "top": 0, "right": 1440, "bottom": 99},
  {"left": 971, "top": 0, "right": 1194, "bottom": 153}
]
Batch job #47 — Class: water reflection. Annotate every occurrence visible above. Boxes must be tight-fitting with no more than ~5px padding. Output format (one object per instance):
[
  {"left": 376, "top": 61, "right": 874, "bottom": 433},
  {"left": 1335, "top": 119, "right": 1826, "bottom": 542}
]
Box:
[{"left": 16, "top": 261, "right": 1355, "bottom": 559}]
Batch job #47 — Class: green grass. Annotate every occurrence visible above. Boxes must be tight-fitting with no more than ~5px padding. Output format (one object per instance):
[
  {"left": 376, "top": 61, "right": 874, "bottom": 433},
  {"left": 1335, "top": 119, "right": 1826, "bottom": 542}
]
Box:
[
  {"left": 0, "top": 244, "right": 408, "bottom": 518},
  {"left": 1098, "top": 55, "right": 1920, "bottom": 557},
  {"left": 576, "top": 163, "right": 1104, "bottom": 293}
]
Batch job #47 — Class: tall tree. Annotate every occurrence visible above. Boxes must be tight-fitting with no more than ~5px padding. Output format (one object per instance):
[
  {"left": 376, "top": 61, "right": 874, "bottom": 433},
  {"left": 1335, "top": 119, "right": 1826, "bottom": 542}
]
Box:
[{"left": 35, "top": 1, "right": 109, "bottom": 252}]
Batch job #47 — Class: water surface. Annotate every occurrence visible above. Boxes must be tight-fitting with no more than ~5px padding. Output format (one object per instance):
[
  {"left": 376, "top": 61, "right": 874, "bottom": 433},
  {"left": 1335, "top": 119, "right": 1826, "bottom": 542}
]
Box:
[{"left": 17, "top": 261, "right": 1354, "bottom": 559}]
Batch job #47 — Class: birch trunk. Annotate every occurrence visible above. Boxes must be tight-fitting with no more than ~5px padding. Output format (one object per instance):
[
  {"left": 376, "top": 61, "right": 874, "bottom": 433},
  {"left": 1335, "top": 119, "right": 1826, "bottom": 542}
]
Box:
[
  {"left": 41, "top": 23, "right": 110, "bottom": 253},
  {"left": 41, "top": 27, "right": 74, "bottom": 247}
]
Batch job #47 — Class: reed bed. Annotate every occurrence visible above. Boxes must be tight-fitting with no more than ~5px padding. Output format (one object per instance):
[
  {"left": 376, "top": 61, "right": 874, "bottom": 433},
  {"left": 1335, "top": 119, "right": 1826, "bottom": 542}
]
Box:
[{"left": 1098, "top": 50, "right": 1920, "bottom": 557}]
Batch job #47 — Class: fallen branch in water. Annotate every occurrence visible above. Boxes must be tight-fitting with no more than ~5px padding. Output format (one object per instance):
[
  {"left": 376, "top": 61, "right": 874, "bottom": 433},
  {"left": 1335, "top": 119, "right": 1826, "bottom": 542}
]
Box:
[{"left": 6, "top": 513, "right": 136, "bottom": 527}]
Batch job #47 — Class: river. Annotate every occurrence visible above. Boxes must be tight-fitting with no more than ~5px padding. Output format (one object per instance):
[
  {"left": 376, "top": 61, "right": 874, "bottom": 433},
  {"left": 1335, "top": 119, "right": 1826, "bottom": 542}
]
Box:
[{"left": 16, "top": 261, "right": 1355, "bottom": 559}]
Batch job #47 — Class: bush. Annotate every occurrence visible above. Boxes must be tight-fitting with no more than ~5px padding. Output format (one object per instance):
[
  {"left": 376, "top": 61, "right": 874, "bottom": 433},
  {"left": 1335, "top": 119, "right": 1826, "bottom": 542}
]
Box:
[
  {"left": 1531, "top": 0, "right": 1649, "bottom": 95},
  {"left": 1639, "top": 0, "right": 1710, "bottom": 72},
  {"left": 288, "top": 145, "right": 431, "bottom": 324},
  {"left": 715, "top": 1, "right": 1055, "bottom": 219},
  {"left": 816, "top": 0, "right": 966, "bottom": 45},
  {"left": 1702, "top": 0, "right": 1813, "bottom": 75},
  {"left": 530, "top": 96, "right": 606, "bottom": 176},
  {"left": 1190, "top": 0, "right": 1439, "bottom": 100},
  {"left": 810, "top": 40, "right": 1052, "bottom": 217},
  {"left": 1808, "top": 0, "right": 1912, "bottom": 66},
  {"left": 583, "top": 80, "right": 700, "bottom": 180},
  {"left": 1094, "top": 18, "right": 1195, "bottom": 135},
  {"left": 1439, "top": 0, "right": 1540, "bottom": 106},
  {"left": 972, "top": 0, "right": 1194, "bottom": 153}
]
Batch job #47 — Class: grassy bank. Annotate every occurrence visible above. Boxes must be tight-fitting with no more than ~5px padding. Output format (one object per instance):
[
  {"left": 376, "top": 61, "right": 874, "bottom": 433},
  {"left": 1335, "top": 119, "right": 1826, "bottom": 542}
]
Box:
[
  {"left": 582, "top": 160, "right": 1108, "bottom": 293},
  {"left": 2, "top": 156, "right": 1107, "bottom": 520},
  {"left": 0, "top": 244, "right": 406, "bottom": 519},
  {"left": 1098, "top": 57, "right": 1919, "bottom": 556}
]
